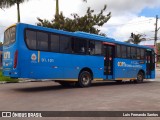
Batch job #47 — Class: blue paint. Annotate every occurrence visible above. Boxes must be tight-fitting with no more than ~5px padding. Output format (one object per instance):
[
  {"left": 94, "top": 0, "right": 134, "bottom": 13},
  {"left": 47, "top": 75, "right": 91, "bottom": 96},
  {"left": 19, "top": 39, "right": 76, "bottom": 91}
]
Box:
[
  {"left": 0, "top": 46, "right": 2, "bottom": 51},
  {"left": 2, "top": 23, "right": 155, "bottom": 81}
]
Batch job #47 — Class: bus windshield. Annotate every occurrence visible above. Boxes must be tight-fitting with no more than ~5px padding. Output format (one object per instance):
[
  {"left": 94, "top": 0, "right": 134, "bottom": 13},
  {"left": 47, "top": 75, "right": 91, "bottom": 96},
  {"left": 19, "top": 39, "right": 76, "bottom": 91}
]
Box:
[{"left": 4, "top": 26, "right": 16, "bottom": 46}]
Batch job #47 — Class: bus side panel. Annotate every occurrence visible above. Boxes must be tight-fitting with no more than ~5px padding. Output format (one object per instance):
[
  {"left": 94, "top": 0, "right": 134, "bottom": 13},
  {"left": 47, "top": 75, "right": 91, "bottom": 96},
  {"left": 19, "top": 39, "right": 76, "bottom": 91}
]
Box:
[
  {"left": 151, "top": 70, "right": 155, "bottom": 79},
  {"left": 114, "top": 58, "right": 146, "bottom": 79},
  {"left": 19, "top": 50, "right": 104, "bottom": 80},
  {"left": 18, "top": 24, "right": 104, "bottom": 80},
  {"left": 146, "top": 70, "right": 155, "bottom": 79},
  {"left": 17, "top": 25, "right": 62, "bottom": 79},
  {"left": 63, "top": 55, "right": 104, "bottom": 80},
  {"left": 19, "top": 50, "right": 65, "bottom": 79}
]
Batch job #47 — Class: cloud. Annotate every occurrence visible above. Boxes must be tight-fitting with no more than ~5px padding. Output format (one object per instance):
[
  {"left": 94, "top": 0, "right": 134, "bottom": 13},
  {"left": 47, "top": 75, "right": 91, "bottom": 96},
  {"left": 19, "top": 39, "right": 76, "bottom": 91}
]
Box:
[
  {"left": 0, "top": 0, "right": 83, "bottom": 42},
  {"left": 0, "top": 0, "right": 160, "bottom": 45},
  {"left": 79, "top": 0, "right": 160, "bottom": 15},
  {"left": 68, "top": 0, "right": 160, "bottom": 44},
  {"left": 105, "top": 16, "right": 160, "bottom": 45}
]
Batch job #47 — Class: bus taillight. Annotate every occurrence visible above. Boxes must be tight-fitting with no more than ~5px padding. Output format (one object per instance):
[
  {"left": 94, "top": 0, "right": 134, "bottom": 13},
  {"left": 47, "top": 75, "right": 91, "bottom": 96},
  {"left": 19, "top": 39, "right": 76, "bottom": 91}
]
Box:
[{"left": 14, "top": 50, "right": 18, "bottom": 68}]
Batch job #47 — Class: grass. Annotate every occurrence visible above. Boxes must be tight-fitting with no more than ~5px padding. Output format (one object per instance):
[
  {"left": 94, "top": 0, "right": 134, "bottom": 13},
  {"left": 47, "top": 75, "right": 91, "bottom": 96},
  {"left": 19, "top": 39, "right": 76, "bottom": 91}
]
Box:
[{"left": 0, "top": 70, "right": 19, "bottom": 83}]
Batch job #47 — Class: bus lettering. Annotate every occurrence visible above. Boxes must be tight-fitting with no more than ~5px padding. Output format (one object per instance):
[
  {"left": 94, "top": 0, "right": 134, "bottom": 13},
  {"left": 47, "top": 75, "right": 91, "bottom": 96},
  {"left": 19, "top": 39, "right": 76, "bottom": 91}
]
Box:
[{"left": 3, "top": 52, "right": 10, "bottom": 59}]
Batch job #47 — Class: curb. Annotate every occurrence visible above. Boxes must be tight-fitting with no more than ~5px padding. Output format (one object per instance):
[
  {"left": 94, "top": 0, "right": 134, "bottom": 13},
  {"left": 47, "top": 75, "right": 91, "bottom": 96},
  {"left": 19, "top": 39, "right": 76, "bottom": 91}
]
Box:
[
  {"left": 0, "top": 79, "right": 31, "bottom": 84},
  {"left": 0, "top": 81, "right": 19, "bottom": 84},
  {"left": 0, "top": 81, "right": 7, "bottom": 84},
  {"left": 0, "top": 79, "right": 45, "bottom": 84}
]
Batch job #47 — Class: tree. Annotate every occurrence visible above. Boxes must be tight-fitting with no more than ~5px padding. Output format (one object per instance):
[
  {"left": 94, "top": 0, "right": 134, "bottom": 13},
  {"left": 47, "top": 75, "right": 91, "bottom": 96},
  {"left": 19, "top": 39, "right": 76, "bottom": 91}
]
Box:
[
  {"left": 126, "top": 33, "right": 146, "bottom": 44},
  {"left": 37, "top": 5, "right": 111, "bottom": 36},
  {"left": 0, "top": 0, "right": 29, "bottom": 22}
]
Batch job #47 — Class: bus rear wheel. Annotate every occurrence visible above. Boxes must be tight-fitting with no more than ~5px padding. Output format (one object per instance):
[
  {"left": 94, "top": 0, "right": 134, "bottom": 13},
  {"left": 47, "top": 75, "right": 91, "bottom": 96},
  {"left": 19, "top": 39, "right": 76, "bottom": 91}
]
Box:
[
  {"left": 77, "top": 71, "right": 92, "bottom": 88},
  {"left": 135, "top": 72, "right": 144, "bottom": 83}
]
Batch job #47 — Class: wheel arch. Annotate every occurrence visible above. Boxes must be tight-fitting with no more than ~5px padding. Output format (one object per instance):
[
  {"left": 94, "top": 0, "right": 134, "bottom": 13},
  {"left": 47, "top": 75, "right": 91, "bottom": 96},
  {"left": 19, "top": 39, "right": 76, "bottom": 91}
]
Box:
[
  {"left": 138, "top": 69, "right": 145, "bottom": 79},
  {"left": 79, "top": 67, "right": 93, "bottom": 80}
]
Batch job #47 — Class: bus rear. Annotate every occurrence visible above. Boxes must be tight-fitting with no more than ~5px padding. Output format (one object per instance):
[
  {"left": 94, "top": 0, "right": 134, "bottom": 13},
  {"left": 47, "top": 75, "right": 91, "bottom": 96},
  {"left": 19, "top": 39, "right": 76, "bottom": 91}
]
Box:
[{"left": 3, "top": 25, "right": 19, "bottom": 78}]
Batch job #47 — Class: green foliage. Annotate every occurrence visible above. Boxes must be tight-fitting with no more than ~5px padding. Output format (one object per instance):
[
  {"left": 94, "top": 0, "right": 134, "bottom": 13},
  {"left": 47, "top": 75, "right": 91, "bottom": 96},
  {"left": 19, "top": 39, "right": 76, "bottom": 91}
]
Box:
[
  {"left": 0, "top": 0, "right": 27, "bottom": 8},
  {"left": 0, "top": 0, "right": 29, "bottom": 22},
  {"left": 37, "top": 5, "right": 111, "bottom": 36},
  {"left": 126, "top": 33, "right": 146, "bottom": 44},
  {"left": 0, "top": 71, "right": 19, "bottom": 83}
]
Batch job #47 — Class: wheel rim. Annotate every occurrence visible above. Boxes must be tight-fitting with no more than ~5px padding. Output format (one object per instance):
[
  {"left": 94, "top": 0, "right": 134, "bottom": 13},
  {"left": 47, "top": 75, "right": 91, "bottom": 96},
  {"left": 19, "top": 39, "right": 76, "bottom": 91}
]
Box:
[
  {"left": 81, "top": 74, "right": 90, "bottom": 85},
  {"left": 137, "top": 74, "right": 143, "bottom": 82}
]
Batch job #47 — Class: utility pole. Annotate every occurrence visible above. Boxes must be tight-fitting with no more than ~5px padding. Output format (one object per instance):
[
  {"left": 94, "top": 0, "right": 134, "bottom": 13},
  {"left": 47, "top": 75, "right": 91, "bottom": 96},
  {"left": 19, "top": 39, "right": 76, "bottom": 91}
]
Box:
[
  {"left": 154, "top": 15, "right": 158, "bottom": 47},
  {"left": 154, "top": 15, "right": 159, "bottom": 65}
]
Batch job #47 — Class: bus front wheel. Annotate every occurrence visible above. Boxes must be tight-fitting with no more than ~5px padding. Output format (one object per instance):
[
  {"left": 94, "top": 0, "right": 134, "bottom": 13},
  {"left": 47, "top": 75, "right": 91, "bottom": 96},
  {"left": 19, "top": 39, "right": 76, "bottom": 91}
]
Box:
[
  {"left": 135, "top": 72, "right": 144, "bottom": 83},
  {"left": 77, "top": 71, "right": 92, "bottom": 87}
]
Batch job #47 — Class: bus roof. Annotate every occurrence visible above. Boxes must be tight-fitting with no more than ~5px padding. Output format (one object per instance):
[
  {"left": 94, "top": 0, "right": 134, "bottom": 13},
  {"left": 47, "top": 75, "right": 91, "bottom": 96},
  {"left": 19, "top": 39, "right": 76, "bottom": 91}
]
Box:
[{"left": 17, "top": 23, "right": 154, "bottom": 50}]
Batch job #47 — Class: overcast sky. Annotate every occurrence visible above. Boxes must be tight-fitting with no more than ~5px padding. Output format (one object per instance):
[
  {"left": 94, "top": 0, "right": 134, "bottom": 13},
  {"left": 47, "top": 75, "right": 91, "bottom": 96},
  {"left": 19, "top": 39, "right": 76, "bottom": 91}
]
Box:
[{"left": 0, "top": 0, "right": 160, "bottom": 45}]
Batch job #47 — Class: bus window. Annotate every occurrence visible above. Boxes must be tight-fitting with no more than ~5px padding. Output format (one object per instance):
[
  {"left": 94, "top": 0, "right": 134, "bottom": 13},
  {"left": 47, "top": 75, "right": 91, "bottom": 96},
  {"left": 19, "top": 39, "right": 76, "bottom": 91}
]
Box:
[
  {"left": 95, "top": 41, "right": 102, "bottom": 55},
  {"left": 140, "top": 49, "right": 145, "bottom": 60},
  {"left": 73, "top": 37, "right": 87, "bottom": 54},
  {"left": 121, "top": 46, "right": 127, "bottom": 58},
  {"left": 131, "top": 47, "right": 136, "bottom": 59},
  {"left": 89, "top": 40, "right": 95, "bottom": 55},
  {"left": 116, "top": 45, "right": 121, "bottom": 58},
  {"left": 60, "top": 36, "right": 72, "bottom": 53},
  {"left": 51, "top": 34, "right": 60, "bottom": 52},
  {"left": 37, "top": 31, "right": 49, "bottom": 51},
  {"left": 137, "top": 48, "right": 141, "bottom": 59},
  {"left": 127, "top": 47, "right": 131, "bottom": 59},
  {"left": 25, "top": 30, "right": 36, "bottom": 50},
  {"left": 4, "top": 26, "right": 16, "bottom": 46}
]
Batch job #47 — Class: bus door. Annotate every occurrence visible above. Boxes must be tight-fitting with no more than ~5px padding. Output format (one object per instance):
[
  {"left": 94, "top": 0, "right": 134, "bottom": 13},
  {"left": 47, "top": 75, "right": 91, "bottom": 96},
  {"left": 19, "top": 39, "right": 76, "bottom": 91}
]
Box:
[
  {"left": 103, "top": 42, "right": 115, "bottom": 79},
  {"left": 146, "top": 49, "right": 155, "bottom": 78}
]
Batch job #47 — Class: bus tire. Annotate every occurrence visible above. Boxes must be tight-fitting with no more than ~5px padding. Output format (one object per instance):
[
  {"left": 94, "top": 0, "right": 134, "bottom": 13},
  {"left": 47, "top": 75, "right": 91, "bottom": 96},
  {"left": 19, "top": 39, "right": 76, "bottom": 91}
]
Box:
[
  {"left": 135, "top": 72, "right": 144, "bottom": 83},
  {"left": 77, "top": 71, "right": 92, "bottom": 88}
]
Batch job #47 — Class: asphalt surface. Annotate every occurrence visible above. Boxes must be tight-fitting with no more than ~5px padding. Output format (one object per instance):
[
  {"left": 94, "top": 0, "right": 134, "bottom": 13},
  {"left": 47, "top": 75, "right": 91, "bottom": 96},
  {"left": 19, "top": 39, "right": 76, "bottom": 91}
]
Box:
[{"left": 0, "top": 70, "right": 160, "bottom": 120}]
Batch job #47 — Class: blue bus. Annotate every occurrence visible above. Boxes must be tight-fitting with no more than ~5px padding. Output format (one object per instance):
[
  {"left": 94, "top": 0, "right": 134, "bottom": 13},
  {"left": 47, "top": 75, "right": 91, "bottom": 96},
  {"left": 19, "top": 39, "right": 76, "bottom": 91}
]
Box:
[{"left": 3, "top": 23, "right": 155, "bottom": 87}]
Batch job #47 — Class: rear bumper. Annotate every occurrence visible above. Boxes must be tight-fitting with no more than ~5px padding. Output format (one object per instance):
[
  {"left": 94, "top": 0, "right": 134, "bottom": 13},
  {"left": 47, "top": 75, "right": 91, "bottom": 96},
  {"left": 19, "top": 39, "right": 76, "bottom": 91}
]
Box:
[{"left": 3, "top": 68, "right": 19, "bottom": 78}]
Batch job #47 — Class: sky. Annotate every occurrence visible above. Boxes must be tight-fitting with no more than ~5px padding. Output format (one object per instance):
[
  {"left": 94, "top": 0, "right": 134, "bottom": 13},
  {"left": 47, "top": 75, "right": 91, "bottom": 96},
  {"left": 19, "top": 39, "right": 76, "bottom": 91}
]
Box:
[{"left": 0, "top": 0, "right": 160, "bottom": 45}]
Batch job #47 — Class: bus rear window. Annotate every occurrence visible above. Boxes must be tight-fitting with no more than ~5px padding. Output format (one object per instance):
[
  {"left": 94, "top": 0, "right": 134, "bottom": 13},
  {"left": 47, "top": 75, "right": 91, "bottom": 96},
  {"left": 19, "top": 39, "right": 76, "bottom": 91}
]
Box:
[{"left": 4, "top": 26, "right": 16, "bottom": 46}]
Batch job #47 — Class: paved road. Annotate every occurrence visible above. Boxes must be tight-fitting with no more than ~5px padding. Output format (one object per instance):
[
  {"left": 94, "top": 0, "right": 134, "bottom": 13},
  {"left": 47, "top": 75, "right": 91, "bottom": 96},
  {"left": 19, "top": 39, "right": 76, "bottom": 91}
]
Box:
[
  {"left": 0, "top": 70, "right": 160, "bottom": 120},
  {"left": 0, "top": 81, "right": 160, "bottom": 120},
  {"left": 0, "top": 79, "right": 160, "bottom": 111}
]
